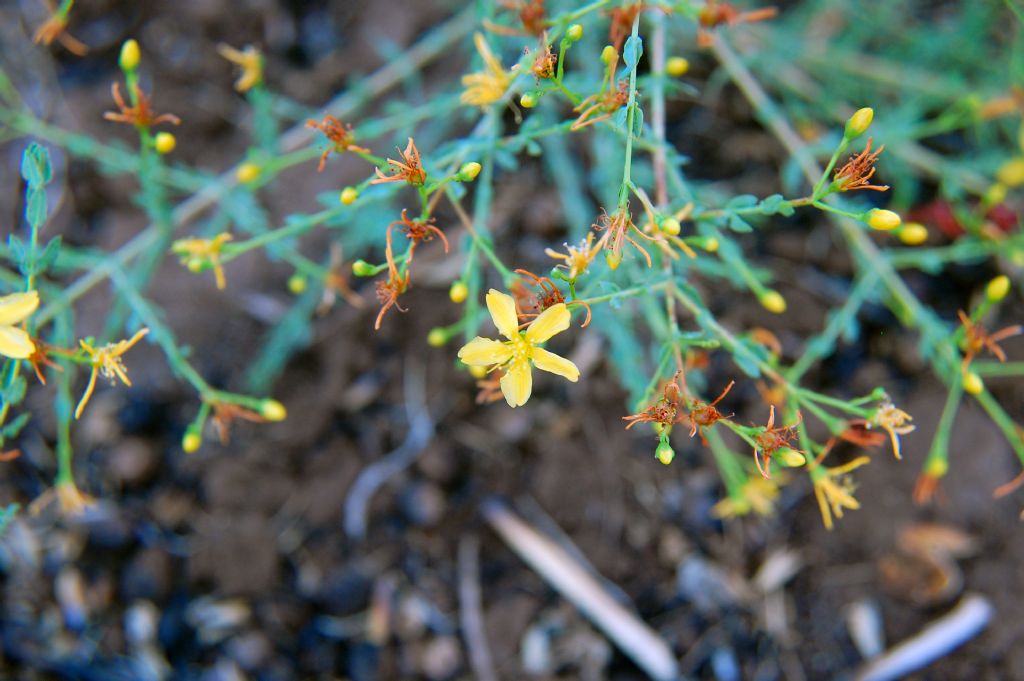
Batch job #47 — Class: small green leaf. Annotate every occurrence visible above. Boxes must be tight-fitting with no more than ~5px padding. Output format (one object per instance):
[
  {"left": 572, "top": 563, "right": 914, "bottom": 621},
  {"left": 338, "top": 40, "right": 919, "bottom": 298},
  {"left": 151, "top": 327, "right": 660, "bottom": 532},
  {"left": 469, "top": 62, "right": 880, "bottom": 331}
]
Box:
[
  {"left": 0, "top": 413, "right": 30, "bottom": 440},
  {"left": 26, "top": 187, "right": 48, "bottom": 228},
  {"left": 1, "top": 376, "right": 27, "bottom": 406},
  {"left": 623, "top": 35, "right": 644, "bottom": 70},
  {"left": 727, "top": 213, "right": 753, "bottom": 233},
  {"left": 36, "top": 236, "right": 63, "bottom": 274},
  {"left": 20, "top": 143, "right": 52, "bottom": 186}
]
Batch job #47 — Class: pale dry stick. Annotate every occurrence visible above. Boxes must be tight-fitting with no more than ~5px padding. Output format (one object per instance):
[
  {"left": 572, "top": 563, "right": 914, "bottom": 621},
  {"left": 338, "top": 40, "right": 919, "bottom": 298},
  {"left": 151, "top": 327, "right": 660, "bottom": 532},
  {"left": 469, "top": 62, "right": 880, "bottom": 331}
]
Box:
[
  {"left": 34, "top": 8, "right": 474, "bottom": 326},
  {"left": 457, "top": 535, "right": 499, "bottom": 681},
  {"left": 482, "top": 499, "right": 681, "bottom": 681},
  {"left": 853, "top": 593, "right": 993, "bottom": 681},
  {"left": 343, "top": 360, "right": 434, "bottom": 540},
  {"left": 649, "top": 14, "right": 687, "bottom": 389}
]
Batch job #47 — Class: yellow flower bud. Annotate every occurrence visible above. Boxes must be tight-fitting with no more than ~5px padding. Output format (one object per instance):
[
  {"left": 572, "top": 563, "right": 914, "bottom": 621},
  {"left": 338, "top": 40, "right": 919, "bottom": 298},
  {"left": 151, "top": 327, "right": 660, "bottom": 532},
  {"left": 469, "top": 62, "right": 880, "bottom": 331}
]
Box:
[
  {"left": 867, "top": 208, "right": 901, "bottom": 231},
  {"left": 260, "top": 399, "right": 288, "bottom": 421},
  {"left": 666, "top": 56, "right": 689, "bottom": 77},
  {"left": 287, "top": 274, "right": 307, "bottom": 294},
  {"left": 655, "top": 441, "right": 675, "bottom": 465},
  {"left": 986, "top": 275, "right": 1010, "bottom": 302},
  {"left": 925, "top": 456, "right": 948, "bottom": 478},
  {"left": 352, "top": 260, "right": 375, "bottom": 277},
  {"left": 996, "top": 158, "right": 1024, "bottom": 188},
  {"left": 703, "top": 237, "right": 719, "bottom": 253},
  {"left": 520, "top": 92, "right": 539, "bottom": 109},
  {"left": 660, "top": 217, "right": 681, "bottom": 236},
  {"left": 963, "top": 371, "right": 984, "bottom": 395},
  {"left": 566, "top": 24, "right": 584, "bottom": 42},
  {"left": 469, "top": 365, "right": 488, "bottom": 379},
  {"left": 845, "top": 107, "right": 873, "bottom": 139},
  {"left": 760, "top": 290, "right": 787, "bottom": 314},
  {"left": 154, "top": 132, "right": 176, "bottom": 154},
  {"left": 775, "top": 448, "right": 806, "bottom": 467},
  {"left": 182, "top": 430, "right": 202, "bottom": 454},
  {"left": 427, "top": 328, "right": 448, "bottom": 347},
  {"left": 984, "top": 183, "right": 1007, "bottom": 206},
  {"left": 898, "top": 222, "right": 928, "bottom": 246},
  {"left": 340, "top": 187, "right": 359, "bottom": 205},
  {"left": 236, "top": 162, "right": 260, "bottom": 184},
  {"left": 605, "top": 250, "right": 621, "bottom": 270},
  {"left": 601, "top": 45, "right": 618, "bottom": 65},
  {"left": 449, "top": 281, "right": 469, "bottom": 304},
  {"left": 458, "top": 162, "right": 482, "bottom": 182},
  {"left": 119, "top": 39, "right": 141, "bottom": 72}
]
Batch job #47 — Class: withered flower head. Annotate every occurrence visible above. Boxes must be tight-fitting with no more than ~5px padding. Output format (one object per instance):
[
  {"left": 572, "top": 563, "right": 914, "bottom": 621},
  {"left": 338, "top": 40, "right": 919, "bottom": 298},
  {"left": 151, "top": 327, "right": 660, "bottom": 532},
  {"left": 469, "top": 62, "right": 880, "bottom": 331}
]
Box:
[
  {"left": 306, "top": 115, "right": 370, "bottom": 172},
  {"left": 833, "top": 138, "right": 889, "bottom": 192},
  {"left": 372, "top": 137, "right": 427, "bottom": 186},
  {"left": 104, "top": 83, "right": 181, "bottom": 129}
]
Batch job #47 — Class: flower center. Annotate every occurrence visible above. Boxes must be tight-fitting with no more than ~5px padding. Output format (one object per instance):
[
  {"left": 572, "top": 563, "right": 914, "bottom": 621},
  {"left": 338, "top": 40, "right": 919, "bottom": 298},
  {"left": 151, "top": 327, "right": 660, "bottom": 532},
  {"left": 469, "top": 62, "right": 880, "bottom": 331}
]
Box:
[{"left": 506, "top": 333, "right": 532, "bottom": 368}]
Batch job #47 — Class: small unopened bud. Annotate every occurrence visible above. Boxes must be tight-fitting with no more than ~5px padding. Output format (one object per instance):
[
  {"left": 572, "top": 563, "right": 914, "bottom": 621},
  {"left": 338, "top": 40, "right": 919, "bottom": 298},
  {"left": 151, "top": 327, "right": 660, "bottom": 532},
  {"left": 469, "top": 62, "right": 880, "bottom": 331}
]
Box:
[
  {"left": 759, "top": 290, "right": 787, "bottom": 314},
  {"left": 449, "top": 281, "right": 469, "bottom": 304},
  {"left": 119, "top": 39, "right": 141, "bottom": 72},
  {"left": 986, "top": 275, "right": 1010, "bottom": 302},
  {"left": 845, "top": 107, "right": 874, "bottom": 139},
  {"left": 427, "top": 328, "right": 448, "bottom": 347},
  {"left": 867, "top": 208, "right": 901, "bottom": 231},
  {"left": 287, "top": 274, "right": 307, "bottom": 294},
  {"left": 605, "top": 250, "right": 621, "bottom": 270},
  {"left": 260, "top": 399, "right": 287, "bottom": 421},
  {"left": 601, "top": 45, "right": 618, "bottom": 65},
  {"left": 566, "top": 24, "right": 584, "bottom": 43},
  {"left": 182, "top": 430, "right": 202, "bottom": 454},
  {"left": 996, "top": 158, "right": 1024, "bottom": 188},
  {"left": 776, "top": 448, "right": 806, "bottom": 467},
  {"left": 154, "top": 132, "right": 176, "bottom": 154},
  {"left": 655, "top": 441, "right": 675, "bottom": 465},
  {"left": 352, "top": 260, "right": 376, "bottom": 277},
  {"left": 236, "top": 162, "right": 260, "bottom": 184},
  {"left": 469, "top": 365, "right": 488, "bottom": 379},
  {"left": 702, "top": 236, "right": 719, "bottom": 253},
  {"left": 520, "top": 92, "right": 539, "bottom": 109},
  {"left": 666, "top": 56, "right": 689, "bottom": 77},
  {"left": 457, "top": 162, "right": 482, "bottom": 182},
  {"left": 963, "top": 371, "right": 984, "bottom": 395},
  {"left": 340, "top": 186, "right": 359, "bottom": 205},
  {"left": 983, "top": 183, "right": 1007, "bottom": 206},
  {"left": 925, "top": 456, "right": 948, "bottom": 478},
  {"left": 660, "top": 217, "right": 681, "bottom": 236},
  {"left": 898, "top": 222, "right": 928, "bottom": 245}
]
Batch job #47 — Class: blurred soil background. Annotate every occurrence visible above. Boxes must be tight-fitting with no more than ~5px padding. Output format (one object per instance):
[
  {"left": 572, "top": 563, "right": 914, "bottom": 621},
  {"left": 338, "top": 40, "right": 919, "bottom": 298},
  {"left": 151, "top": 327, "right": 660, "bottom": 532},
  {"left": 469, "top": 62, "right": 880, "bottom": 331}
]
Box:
[{"left": 1, "top": 1, "right": 1023, "bottom": 679}]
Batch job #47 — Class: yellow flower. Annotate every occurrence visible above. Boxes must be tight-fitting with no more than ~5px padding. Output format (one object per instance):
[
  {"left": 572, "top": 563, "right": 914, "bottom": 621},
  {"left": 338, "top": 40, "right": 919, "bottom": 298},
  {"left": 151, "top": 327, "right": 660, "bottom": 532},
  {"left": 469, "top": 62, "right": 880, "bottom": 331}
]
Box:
[
  {"left": 811, "top": 456, "right": 870, "bottom": 530},
  {"left": 870, "top": 401, "right": 915, "bottom": 459},
  {"left": 0, "top": 291, "right": 39, "bottom": 359},
  {"left": 461, "top": 33, "right": 512, "bottom": 107},
  {"left": 544, "top": 233, "right": 600, "bottom": 280},
  {"left": 218, "top": 44, "right": 263, "bottom": 93},
  {"left": 75, "top": 328, "right": 149, "bottom": 419},
  {"left": 458, "top": 289, "right": 579, "bottom": 407},
  {"left": 172, "top": 233, "right": 233, "bottom": 290},
  {"left": 711, "top": 476, "right": 781, "bottom": 518}
]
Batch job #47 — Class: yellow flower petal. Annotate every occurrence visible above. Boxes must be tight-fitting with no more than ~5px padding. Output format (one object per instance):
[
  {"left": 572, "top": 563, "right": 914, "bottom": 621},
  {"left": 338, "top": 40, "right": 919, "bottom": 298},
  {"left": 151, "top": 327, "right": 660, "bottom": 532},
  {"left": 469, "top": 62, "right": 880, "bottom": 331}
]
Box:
[
  {"left": 525, "top": 303, "right": 570, "bottom": 343},
  {"left": 531, "top": 347, "right": 579, "bottom": 382},
  {"left": 0, "top": 291, "right": 39, "bottom": 325},
  {"left": 500, "top": 360, "right": 533, "bottom": 407},
  {"left": 458, "top": 337, "right": 512, "bottom": 366},
  {"left": 0, "top": 325, "right": 35, "bottom": 359},
  {"left": 486, "top": 289, "right": 519, "bottom": 339}
]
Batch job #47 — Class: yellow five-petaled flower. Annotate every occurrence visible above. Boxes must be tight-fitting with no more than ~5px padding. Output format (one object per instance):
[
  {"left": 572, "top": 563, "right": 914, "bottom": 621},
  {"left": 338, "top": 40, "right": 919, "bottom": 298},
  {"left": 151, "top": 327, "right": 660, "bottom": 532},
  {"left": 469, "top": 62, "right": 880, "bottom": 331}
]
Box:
[
  {"left": 0, "top": 291, "right": 39, "bottom": 360},
  {"left": 218, "top": 44, "right": 264, "bottom": 93},
  {"left": 458, "top": 289, "right": 579, "bottom": 407},
  {"left": 460, "top": 33, "right": 513, "bottom": 107},
  {"left": 75, "top": 328, "right": 149, "bottom": 419}
]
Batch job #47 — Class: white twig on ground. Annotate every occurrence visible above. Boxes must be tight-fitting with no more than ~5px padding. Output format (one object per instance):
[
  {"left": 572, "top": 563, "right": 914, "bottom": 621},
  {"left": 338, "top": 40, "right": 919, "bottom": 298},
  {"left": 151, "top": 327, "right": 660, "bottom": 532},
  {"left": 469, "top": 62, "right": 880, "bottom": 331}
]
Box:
[
  {"left": 853, "top": 593, "right": 993, "bottom": 681},
  {"left": 343, "top": 360, "right": 433, "bottom": 539},
  {"left": 458, "top": 534, "right": 499, "bottom": 681},
  {"left": 482, "top": 499, "right": 680, "bottom": 681}
]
